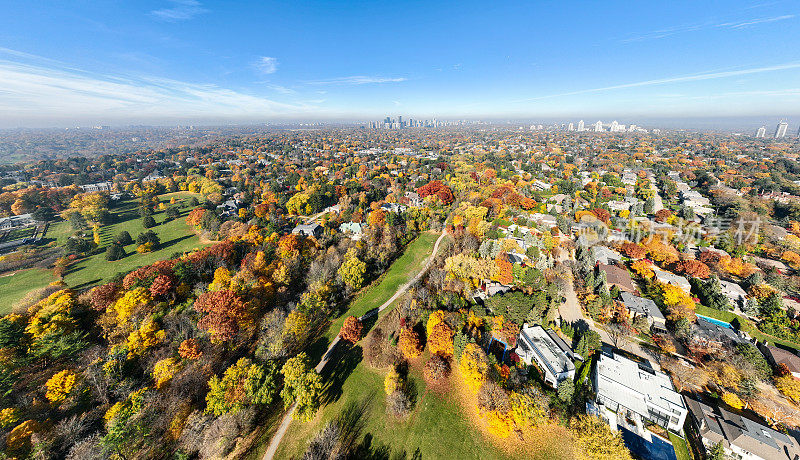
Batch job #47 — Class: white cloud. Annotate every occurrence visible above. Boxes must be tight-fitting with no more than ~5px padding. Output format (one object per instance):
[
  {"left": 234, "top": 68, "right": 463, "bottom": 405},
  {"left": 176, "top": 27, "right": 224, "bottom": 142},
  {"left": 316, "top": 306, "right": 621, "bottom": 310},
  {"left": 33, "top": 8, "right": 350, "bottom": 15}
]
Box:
[
  {"left": 307, "top": 75, "right": 407, "bottom": 85},
  {"left": 151, "top": 0, "right": 208, "bottom": 22},
  {"left": 0, "top": 59, "right": 316, "bottom": 125},
  {"left": 256, "top": 57, "right": 278, "bottom": 74},
  {"left": 622, "top": 15, "right": 795, "bottom": 42},
  {"left": 264, "top": 83, "right": 295, "bottom": 94},
  {"left": 515, "top": 62, "right": 800, "bottom": 102}
]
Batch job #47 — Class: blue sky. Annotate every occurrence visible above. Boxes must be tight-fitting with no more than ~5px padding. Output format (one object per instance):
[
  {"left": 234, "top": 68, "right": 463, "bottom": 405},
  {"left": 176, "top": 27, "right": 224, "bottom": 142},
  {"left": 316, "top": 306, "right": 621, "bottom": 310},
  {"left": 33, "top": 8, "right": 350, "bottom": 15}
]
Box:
[{"left": 0, "top": 0, "right": 799, "bottom": 126}]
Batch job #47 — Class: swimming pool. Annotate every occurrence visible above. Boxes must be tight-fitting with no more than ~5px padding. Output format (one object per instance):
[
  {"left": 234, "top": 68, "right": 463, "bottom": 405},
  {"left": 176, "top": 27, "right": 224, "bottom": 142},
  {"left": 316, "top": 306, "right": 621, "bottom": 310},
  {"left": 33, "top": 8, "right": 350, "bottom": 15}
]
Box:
[{"left": 696, "top": 314, "right": 733, "bottom": 330}]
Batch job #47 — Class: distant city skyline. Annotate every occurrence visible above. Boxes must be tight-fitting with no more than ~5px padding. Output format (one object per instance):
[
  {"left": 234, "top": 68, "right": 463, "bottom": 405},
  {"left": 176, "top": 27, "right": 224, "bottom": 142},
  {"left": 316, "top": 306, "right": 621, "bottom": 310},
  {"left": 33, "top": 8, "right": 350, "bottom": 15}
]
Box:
[{"left": 1, "top": 1, "right": 800, "bottom": 127}]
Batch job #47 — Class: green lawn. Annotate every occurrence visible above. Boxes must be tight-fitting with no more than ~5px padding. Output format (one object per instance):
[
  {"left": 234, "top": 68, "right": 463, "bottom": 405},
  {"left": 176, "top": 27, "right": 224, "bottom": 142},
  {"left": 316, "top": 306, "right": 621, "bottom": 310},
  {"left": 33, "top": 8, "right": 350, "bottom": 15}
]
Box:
[
  {"left": 323, "top": 231, "right": 440, "bottom": 343},
  {"left": 0, "top": 268, "right": 56, "bottom": 314},
  {"left": 669, "top": 432, "right": 692, "bottom": 460},
  {"left": 63, "top": 194, "right": 210, "bottom": 288},
  {"left": 694, "top": 305, "right": 800, "bottom": 352},
  {"left": 44, "top": 220, "right": 75, "bottom": 246}
]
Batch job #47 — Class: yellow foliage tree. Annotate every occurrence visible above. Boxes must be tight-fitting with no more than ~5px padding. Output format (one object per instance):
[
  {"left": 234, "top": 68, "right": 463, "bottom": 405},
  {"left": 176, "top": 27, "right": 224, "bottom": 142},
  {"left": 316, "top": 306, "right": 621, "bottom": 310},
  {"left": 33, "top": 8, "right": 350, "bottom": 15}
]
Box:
[
  {"left": 775, "top": 375, "right": 800, "bottom": 403},
  {"left": 45, "top": 370, "right": 77, "bottom": 403},
  {"left": 110, "top": 287, "right": 151, "bottom": 326},
  {"left": 721, "top": 391, "right": 744, "bottom": 409},
  {"left": 384, "top": 369, "right": 401, "bottom": 395},
  {"left": 152, "top": 357, "right": 181, "bottom": 389},
  {"left": 459, "top": 343, "right": 488, "bottom": 394},
  {"left": 126, "top": 317, "right": 165, "bottom": 358},
  {"left": 571, "top": 415, "right": 633, "bottom": 460}
]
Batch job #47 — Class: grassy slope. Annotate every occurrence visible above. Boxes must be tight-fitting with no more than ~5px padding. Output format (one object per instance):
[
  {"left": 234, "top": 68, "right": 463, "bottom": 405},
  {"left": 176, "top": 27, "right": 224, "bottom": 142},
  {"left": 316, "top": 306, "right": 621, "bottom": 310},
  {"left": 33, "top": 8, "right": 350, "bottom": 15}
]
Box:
[
  {"left": 63, "top": 193, "right": 210, "bottom": 288},
  {"left": 274, "top": 344, "right": 520, "bottom": 460},
  {"left": 322, "top": 231, "right": 439, "bottom": 343},
  {"left": 0, "top": 268, "right": 56, "bottom": 313}
]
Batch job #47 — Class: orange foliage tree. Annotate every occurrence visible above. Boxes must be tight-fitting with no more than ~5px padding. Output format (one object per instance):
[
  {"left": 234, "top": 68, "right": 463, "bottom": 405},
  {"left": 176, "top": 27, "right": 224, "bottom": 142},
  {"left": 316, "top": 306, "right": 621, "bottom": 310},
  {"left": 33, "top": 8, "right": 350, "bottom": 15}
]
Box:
[
  {"left": 398, "top": 327, "right": 423, "bottom": 359},
  {"left": 428, "top": 322, "right": 455, "bottom": 357},
  {"left": 619, "top": 242, "right": 646, "bottom": 259},
  {"left": 675, "top": 259, "right": 710, "bottom": 279},
  {"left": 339, "top": 316, "right": 363, "bottom": 344},
  {"left": 194, "top": 290, "right": 249, "bottom": 342}
]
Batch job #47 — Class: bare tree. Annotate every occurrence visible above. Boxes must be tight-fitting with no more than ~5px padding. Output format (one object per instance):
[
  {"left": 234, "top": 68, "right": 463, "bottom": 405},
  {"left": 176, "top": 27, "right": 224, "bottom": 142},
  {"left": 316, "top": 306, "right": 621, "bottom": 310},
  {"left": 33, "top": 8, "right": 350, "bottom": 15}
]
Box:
[{"left": 606, "top": 321, "right": 631, "bottom": 349}]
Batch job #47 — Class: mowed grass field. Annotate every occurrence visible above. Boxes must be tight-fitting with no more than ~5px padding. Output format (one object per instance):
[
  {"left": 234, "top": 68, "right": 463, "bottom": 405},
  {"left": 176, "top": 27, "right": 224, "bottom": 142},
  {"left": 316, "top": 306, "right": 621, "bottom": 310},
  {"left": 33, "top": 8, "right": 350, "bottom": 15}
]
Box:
[
  {"left": 0, "top": 192, "right": 209, "bottom": 311},
  {"left": 63, "top": 192, "right": 210, "bottom": 288},
  {"left": 0, "top": 268, "right": 56, "bottom": 314}
]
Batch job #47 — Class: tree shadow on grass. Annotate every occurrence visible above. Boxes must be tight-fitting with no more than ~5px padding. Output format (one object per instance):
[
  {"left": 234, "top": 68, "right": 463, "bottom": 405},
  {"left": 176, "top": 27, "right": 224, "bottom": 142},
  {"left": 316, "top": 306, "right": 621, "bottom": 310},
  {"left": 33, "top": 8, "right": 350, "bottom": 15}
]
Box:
[
  {"left": 159, "top": 234, "right": 193, "bottom": 250},
  {"left": 320, "top": 342, "right": 363, "bottom": 405},
  {"left": 351, "top": 433, "right": 422, "bottom": 460},
  {"left": 71, "top": 278, "right": 103, "bottom": 290}
]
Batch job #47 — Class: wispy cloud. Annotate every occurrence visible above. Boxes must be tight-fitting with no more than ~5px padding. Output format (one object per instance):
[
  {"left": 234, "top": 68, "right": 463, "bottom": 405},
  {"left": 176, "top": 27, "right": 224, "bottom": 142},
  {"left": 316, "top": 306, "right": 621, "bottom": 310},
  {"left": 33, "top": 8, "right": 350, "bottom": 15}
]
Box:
[
  {"left": 256, "top": 56, "right": 278, "bottom": 74},
  {"left": 264, "top": 83, "right": 295, "bottom": 94},
  {"left": 515, "top": 62, "right": 800, "bottom": 102},
  {"left": 307, "top": 75, "right": 407, "bottom": 85},
  {"left": 0, "top": 57, "right": 315, "bottom": 125},
  {"left": 151, "top": 0, "right": 208, "bottom": 22},
  {"left": 622, "top": 14, "right": 795, "bottom": 42}
]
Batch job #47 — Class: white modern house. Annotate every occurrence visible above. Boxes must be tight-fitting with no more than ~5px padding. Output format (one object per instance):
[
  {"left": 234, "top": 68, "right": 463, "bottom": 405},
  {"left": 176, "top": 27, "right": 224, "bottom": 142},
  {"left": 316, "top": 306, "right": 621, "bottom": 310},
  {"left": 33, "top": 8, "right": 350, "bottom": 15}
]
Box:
[
  {"left": 594, "top": 352, "right": 687, "bottom": 434},
  {"left": 516, "top": 324, "right": 576, "bottom": 387}
]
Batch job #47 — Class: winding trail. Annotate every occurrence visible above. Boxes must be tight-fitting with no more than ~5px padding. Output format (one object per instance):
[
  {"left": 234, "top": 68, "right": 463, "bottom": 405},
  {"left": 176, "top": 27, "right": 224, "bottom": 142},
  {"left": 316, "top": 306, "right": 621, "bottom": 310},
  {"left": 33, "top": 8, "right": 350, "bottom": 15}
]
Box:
[{"left": 262, "top": 229, "right": 448, "bottom": 460}]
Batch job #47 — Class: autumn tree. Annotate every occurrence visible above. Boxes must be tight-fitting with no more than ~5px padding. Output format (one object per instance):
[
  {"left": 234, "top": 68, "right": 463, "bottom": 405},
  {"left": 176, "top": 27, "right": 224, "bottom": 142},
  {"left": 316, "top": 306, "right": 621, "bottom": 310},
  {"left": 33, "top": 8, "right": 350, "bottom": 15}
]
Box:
[
  {"left": 281, "top": 353, "right": 323, "bottom": 421},
  {"left": 206, "top": 358, "right": 278, "bottom": 416},
  {"left": 398, "top": 327, "right": 423, "bottom": 359},
  {"left": 571, "top": 415, "right": 633, "bottom": 460},
  {"left": 339, "top": 316, "right": 363, "bottom": 344},
  {"left": 194, "top": 289, "right": 249, "bottom": 342},
  {"left": 619, "top": 242, "right": 646, "bottom": 259},
  {"left": 675, "top": 259, "right": 710, "bottom": 279},
  {"left": 338, "top": 250, "right": 367, "bottom": 290},
  {"left": 428, "top": 322, "right": 455, "bottom": 357},
  {"left": 459, "top": 343, "right": 489, "bottom": 394}
]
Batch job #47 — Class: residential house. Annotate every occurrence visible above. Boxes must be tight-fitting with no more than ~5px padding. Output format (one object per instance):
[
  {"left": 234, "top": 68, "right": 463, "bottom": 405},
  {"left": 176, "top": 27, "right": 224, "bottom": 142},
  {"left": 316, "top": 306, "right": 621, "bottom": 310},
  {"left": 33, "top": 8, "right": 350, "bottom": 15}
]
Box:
[
  {"left": 0, "top": 214, "right": 34, "bottom": 230},
  {"left": 78, "top": 181, "right": 112, "bottom": 193},
  {"left": 759, "top": 344, "right": 800, "bottom": 380},
  {"left": 380, "top": 202, "right": 407, "bottom": 213},
  {"left": 516, "top": 324, "right": 576, "bottom": 387},
  {"left": 652, "top": 267, "right": 692, "bottom": 293},
  {"left": 404, "top": 191, "right": 423, "bottom": 207},
  {"left": 338, "top": 222, "right": 364, "bottom": 240},
  {"left": 686, "top": 397, "right": 800, "bottom": 460},
  {"left": 620, "top": 292, "right": 666, "bottom": 332},
  {"left": 719, "top": 280, "right": 748, "bottom": 311},
  {"left": 597, "top": 263, "right": 636, "bottom": 293},
  {"left": 591, "top": 245, "right": 624, "bottom": 266},
  {"left": 292, "top": 223, "right": 323, "bottom": 238},
  {"left": 693, "top": 317, "right": 745, "bottom": 349},
  {"left": 594, "top": 351, "right": 688, "bottom": 433}
]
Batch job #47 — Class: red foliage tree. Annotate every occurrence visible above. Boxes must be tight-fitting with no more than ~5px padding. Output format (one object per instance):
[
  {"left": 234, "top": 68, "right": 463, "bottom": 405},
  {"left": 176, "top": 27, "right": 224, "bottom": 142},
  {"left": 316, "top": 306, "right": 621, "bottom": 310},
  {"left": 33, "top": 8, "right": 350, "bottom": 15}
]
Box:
[
  {"left": 90, "top": 282, "right": 119, "bottom": 311},
  {"left": 590, "top": 208, "right": 611, "bottom": 224},
  {"left": 149, "top": 274, "right": 176, "bottom": 298},
  {"left": 675, "top": 259, "right": 711, "bottom": 279},
  {"left": 654, "top": 209, "right": 674, "bottom": 223},
  {"left": 619, "top": 242, "right": 646, "bottom": 259},
  {"left": 186, "top": 208, "right": 206, "bottom": 226},
  {"left": 340, "top": 316, "right": 364, "bottom": 344},
  {"left": 416, "top": 180, "right": 454, "bottom": 205},
  {"left": 194, "top": 290, "right": 248, "bottom": 342}
]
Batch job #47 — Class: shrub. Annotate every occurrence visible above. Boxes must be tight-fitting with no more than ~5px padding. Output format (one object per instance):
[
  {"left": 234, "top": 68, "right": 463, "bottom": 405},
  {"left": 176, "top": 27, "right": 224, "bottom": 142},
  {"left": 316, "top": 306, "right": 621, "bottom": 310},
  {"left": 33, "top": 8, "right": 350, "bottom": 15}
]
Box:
[
  {"left": 423, "top": 354, "right": 450, "bottom": 382},
  {"left": 106, "top": 242, "right": 126, "bottom": 261},
  {"left": 386, "top": 390, "right": 412, "bottom": 417}
]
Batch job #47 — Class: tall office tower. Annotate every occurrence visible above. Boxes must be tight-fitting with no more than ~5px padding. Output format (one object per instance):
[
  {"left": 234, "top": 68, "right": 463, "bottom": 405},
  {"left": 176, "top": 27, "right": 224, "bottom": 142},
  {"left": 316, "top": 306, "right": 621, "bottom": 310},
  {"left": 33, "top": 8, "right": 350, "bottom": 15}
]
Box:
[
  {"left": 398, "top": 116, "right": 403, "bottom": 127},
  {"left": 577, "top": 120, "right": 585, "bottom": 132},
  {"left": 628, "top": 124, "right": 637, "bottom": 132},
  {"left": 594, "top": 120, "right": 603, "bottom": 132},
  {"left": 755, "top": 126, "right": 766, "bottom": 138},
  {"left": 567, "top": 122, "right": 574, "bottom": 131},
  {"left": 775, "top": 120, "right": 789, "bottom": 138},
  {"left": 610, "top": 120, "right": 619, "bottom": 132}
]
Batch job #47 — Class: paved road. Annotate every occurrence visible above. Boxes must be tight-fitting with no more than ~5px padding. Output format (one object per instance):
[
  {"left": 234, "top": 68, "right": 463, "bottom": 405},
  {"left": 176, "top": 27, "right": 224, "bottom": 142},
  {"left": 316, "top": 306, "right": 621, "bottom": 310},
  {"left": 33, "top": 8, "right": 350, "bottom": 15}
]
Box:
[
  {"left": 558, "top": 264, "right": 654, "bottom": 365},
  {"left": 262, "top": 229, "right": 449, "bottom": 460}
]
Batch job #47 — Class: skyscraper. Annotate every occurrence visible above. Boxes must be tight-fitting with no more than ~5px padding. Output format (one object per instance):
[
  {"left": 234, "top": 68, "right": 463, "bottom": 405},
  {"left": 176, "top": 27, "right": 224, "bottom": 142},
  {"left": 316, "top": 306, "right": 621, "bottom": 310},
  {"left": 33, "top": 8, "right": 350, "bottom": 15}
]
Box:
[
  {"left": 755, "top": 126, "right": 766, "bottom": 138},
  {"left": 567, "top": 122, "right": 574, "bottom": 131},
  {"left": 775, "top": 120, "right": 789, "bottom": 138},
  {"left": 594, "top": 121, "right": 603, "bottom": 132},
  {"left": 577, "top": 120, "right": 584, "bottom": 132}
]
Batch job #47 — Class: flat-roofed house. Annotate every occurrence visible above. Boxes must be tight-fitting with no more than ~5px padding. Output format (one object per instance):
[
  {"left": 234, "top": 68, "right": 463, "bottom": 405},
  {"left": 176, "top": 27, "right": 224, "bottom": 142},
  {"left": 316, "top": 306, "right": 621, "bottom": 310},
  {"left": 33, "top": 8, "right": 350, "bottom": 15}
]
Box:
[
  {"left": 686, "top": 397, "right": 800, "bottom": 460},
  {"left": 594, "top": 351, "right": 687, "bottom": 434},
  {"left": 516, "top": 324, "right": 576, "bottom": 387}
]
